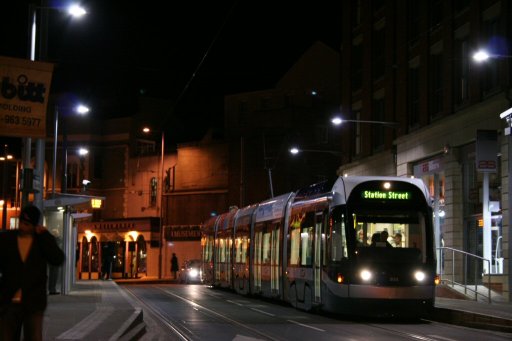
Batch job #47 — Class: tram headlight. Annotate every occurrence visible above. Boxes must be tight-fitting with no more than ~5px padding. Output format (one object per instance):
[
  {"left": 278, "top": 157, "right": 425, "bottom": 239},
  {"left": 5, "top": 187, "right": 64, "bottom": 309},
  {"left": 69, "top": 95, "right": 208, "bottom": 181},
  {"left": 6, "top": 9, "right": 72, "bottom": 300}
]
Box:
[
  {"left": 414, "top": 270, "right": 426, "bottom": 282},
  {"left": 360, "top": 269, "right": 372, "bottom": 282}
]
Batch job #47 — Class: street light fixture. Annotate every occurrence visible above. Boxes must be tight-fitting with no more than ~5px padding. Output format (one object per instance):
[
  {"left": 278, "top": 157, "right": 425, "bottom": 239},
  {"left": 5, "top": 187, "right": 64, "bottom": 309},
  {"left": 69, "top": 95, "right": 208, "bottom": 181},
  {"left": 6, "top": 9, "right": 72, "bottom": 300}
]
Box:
[
  {"left": 330, "top": 116, "right": 399, "bottom": 127},
  {"left": 289, "top": 147, "right": 342, "bottom": 156},
  {"left": 472, "top": 49, "right": 512, "bottom": 63},
  {"left": 25, "top": 2, "right": 87, "bottom": 209}
]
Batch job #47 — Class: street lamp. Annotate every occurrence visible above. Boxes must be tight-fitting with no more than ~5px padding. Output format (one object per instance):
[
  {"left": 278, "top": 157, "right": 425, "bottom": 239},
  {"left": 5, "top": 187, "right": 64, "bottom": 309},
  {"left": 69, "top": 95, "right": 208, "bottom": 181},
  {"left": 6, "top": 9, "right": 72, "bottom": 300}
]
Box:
[
  {"left": 52, "top": 104, "right": 89, "bottom": 197},
  {"left": 289, "top": 147, "right": 342, "bottom": 156},
  {"left": 330, "top": 116, "right": 399, "bottom": 127},
  {"left": 25, "top": 2, "right": 87, "bottom": 209},
  {"left": 142, "top": 127, "right": 165, "bottom": 279},
  {"left": 472, "top": 49, "right": 512, "bottom": 63}
]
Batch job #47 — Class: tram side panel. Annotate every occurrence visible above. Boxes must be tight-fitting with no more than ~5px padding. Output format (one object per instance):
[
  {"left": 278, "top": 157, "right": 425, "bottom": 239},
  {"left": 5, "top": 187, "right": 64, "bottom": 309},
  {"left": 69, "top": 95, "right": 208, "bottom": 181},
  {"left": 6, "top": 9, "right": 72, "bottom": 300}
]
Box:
[
  {"left": 201, "top": 216, "right": 218, "bottom": 285},
  {"left": 249, "top": 192, "right": 294, "bottom": 299},
  {"left": 285, "top": 197, "right": 330, "bottom": 311}
]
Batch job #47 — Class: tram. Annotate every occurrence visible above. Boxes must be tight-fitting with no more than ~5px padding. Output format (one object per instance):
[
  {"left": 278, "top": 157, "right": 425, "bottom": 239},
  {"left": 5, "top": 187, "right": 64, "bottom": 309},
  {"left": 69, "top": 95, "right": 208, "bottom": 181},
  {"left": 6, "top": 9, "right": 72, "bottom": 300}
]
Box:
[{"left": 200, "top": 176, "right": 438, "bottom": 317}]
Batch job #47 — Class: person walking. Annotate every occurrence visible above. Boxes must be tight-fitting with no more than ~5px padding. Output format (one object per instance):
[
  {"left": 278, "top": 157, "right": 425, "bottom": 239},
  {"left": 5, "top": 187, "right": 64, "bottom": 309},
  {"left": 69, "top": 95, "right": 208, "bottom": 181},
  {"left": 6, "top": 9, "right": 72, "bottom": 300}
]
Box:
[
  {"left": 101, "top": 243, "right": 114, "bottom": 280},
  {"left": 171, "top": 253, "right": 179, "bottom": 279},
  {"left": 0, "top": 205, "right": 65, "bottom": 341},
  {"left": 48, "top": 229, "right": 62, "bottom": 295}
]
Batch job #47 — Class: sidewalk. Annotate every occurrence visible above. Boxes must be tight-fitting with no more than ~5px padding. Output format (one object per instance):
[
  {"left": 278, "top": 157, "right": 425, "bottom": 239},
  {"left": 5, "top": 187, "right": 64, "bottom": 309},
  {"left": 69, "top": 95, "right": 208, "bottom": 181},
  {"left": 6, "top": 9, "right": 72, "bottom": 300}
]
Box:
[
  {"left": 44, "top": 280, "right": 144, "bottom": 340},
  {"left": 43, "top": 280, "right": 512, "bottom": 340}
]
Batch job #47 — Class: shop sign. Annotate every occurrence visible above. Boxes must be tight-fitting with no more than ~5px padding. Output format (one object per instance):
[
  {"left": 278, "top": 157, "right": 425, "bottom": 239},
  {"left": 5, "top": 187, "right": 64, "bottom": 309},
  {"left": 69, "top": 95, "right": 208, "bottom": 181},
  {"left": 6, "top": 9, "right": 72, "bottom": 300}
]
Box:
[
  {"left": 0, "top": 56, "right": 54, "bottom": 138},
  {"left": 165, "top": 225, "right": 201, "bottom": 241},
  {"left": 476, "top": 130, "right": 497, "bottom": 173}
]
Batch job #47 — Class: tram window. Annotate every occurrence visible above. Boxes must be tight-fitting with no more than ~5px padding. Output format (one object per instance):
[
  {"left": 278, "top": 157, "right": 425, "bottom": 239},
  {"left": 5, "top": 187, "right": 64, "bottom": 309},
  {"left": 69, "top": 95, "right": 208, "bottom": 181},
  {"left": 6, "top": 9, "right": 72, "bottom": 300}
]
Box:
[
  {"left": 329, "top": 211, "right": 347, "bottom": 261},
  {"left": 219, "top": 238, "right": 226, "bottom": 262},
  {"left": 242, "top": 237, "right": 249, "bottom": 265},
  {"left": 235, "top": 237, "right": 242, "bottom": 263},
  {"left": 301, "top": 227, "right": 313, "bottom": 266},
  {"left": 263, "top": 231, "right": 271, "bottom": 264},
  {"left": 255, "top": 231, "right": 263, "bottom": 265},
  {"left": 290, "top": 226, "right": 300, "bottom": 265},
  {"left": 351, "top": 210, "right": 427, "bottom": 259}
]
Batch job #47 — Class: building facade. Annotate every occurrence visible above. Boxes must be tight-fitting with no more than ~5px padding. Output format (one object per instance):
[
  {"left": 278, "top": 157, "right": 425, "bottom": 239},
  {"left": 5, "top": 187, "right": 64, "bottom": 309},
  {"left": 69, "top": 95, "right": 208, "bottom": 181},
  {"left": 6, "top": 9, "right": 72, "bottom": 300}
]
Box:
[{"left": 338, "top": 0, "right": 510, "bottom": 300}]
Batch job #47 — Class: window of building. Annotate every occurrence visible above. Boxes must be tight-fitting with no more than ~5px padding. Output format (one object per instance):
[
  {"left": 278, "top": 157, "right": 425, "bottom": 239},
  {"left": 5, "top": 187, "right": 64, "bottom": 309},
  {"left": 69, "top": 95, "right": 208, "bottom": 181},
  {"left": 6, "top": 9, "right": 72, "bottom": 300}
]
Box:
[
  {"left": 351, "top": 0, "right": 362, "bottom": 28},
  {"left": 136, "top": 139, "right": 156, "bottom": 156},
  {"left": 315, "top": 124, "right": 328, "bottom": 144},
  {"left": 482, "top": 17, "right": 500, "bottom": 95},
  {"left": 372, "top": 0, "right": 385, "bottom": 15},
  {"left": 407, "top": 66, "right": 420, "bottom": 129},
  {"left": 93, "top": 152, "right": 102, "bottom": 179},
  {"left": 352, "top": 43, "right": 363, "bottom": 90},
  {"left": 454, "top": 37, "right": 470, "bottom": 106},
  {"left": 150, "top": 177, "right": 157, "bottom": 207},
  {"left": 454, "top": 0, "right": 469, "bottom": 14},
  {"left": 351, "top": 109, "right": 362, "bottom": 157},
  {"left": 372, "top": 97, "right": 385, "bottom": 151},
  {"left": 67, "top": 160, "right": 79, "bottom": 189},
  {"left": 429, "top": 52, "right": 444, "bottom": 118},
  {"left": 260, "top": 97, "right": 271, "bottom": 110},
  {"left": 407, "top": 2, "right": 420, "bottom": 46},
  {"left": 429, "top": 0, "right": 442, "bottom": 30},
  {"left": 372, "top": 28, "right": 386, "bottom": 80}
]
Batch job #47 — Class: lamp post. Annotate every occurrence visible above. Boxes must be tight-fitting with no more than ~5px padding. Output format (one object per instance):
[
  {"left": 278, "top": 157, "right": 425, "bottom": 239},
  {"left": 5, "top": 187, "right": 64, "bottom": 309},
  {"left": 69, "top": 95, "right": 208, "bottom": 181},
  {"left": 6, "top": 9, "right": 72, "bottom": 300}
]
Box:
[
  {"left": 52, "top": 104, "right": 89, "bottom": 197},
  {"left": 25, "top": 2, "right": 87, "bottom": 209},
  {"left": 143, "top": 127, "right": 165, "bottom": 279}
]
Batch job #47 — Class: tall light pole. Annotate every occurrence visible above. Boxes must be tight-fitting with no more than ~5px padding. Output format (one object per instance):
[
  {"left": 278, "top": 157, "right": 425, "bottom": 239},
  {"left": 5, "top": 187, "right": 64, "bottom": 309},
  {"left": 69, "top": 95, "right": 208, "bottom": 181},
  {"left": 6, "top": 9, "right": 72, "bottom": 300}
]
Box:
[
  {"left": 52, "top": 104, "right": 89, "bottom": 197},
  {"left": 25, "top": 2, "right": 87, "bottom": 210},
  {"left": 473, "top": 49, "right": 510, "bottom": 276},
  {"left": 143, "top": 127, "right": 165, "bottom": 279}
]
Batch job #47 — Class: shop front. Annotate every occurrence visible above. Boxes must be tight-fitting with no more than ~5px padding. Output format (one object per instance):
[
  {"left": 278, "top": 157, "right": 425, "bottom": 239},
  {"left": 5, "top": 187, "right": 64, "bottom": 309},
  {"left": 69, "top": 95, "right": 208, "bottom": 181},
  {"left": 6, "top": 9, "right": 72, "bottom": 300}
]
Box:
[{"left": 77, "top": 218, "right": 159, "bottom": 279}]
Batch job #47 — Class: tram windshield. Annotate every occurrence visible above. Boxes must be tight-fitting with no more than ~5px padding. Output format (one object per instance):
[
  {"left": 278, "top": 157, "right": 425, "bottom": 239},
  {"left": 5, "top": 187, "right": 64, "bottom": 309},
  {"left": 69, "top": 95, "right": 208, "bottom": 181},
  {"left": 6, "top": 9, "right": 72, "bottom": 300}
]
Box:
[{"left": 352, "top": 209, "right": 428, "bottom": 260}]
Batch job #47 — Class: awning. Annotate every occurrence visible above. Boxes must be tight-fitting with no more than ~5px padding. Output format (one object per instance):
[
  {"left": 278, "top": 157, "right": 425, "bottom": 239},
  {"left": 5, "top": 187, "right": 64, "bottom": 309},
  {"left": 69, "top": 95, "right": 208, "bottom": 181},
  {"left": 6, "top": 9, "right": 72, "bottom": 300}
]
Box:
[{"left": 44, "top": 193, "right": 106, "bottom": 209}]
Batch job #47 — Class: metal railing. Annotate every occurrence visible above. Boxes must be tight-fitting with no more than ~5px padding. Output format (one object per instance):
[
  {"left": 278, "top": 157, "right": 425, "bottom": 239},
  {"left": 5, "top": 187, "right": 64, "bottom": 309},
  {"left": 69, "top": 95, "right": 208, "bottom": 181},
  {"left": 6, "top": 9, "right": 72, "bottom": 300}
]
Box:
[{"left": 437, "top": 246, "right": 491, "bottom": 303}]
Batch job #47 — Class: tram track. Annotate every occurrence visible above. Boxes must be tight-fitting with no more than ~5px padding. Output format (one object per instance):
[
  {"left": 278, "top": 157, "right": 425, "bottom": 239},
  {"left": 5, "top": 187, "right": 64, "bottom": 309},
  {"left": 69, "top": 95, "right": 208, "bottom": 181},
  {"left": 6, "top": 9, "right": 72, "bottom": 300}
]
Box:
[
  {"left": 122, "top": 284, "right": 503, "bottom": 341},
  {"left": 123, "top": 285, "right": 282, "bottom": 341}
]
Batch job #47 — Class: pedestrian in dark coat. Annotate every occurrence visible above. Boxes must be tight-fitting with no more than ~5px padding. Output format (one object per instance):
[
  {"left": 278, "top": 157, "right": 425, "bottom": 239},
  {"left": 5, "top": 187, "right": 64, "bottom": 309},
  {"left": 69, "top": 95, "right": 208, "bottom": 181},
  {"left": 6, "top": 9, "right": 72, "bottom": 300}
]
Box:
[
  {"left": 0, "top": 205, "right": 65, "bottom": 341},
  {"left": 171, "top": 253, "right": 179, "bottom": 279}
]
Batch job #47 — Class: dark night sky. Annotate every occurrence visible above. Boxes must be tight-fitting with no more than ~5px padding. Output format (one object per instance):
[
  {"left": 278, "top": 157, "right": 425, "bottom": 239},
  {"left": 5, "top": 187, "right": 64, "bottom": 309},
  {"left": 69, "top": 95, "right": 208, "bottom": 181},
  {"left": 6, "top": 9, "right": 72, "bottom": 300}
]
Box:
[{"left": 1, "top": 0, "right": 341, "bottom": 153}]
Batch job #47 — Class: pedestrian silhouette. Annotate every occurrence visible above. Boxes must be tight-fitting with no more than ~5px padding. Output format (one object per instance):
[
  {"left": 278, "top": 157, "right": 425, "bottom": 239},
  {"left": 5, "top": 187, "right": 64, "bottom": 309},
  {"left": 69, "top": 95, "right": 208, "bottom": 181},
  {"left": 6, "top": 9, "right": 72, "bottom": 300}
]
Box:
[
  {"left": 0, "top": 205, "right": 65, "bottom": 340},
  {"left": 171, "top": 253, "right": 179, "bottom": 279}
]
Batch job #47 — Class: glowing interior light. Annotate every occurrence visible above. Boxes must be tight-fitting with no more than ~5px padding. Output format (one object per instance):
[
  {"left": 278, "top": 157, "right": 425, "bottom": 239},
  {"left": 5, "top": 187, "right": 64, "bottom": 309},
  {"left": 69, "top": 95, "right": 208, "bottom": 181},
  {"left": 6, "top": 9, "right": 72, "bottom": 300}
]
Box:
[
  {"left": 337, "top": 274, "right": 344, "bottom": 283},
  {"left": 434, "top": 275, "right": 441, "bottom": 285}
]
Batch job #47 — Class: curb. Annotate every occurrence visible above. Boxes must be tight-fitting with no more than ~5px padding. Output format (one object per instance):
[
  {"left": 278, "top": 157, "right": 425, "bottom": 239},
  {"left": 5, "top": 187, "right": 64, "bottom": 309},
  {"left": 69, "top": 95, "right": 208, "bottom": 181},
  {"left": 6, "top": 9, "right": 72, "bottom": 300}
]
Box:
[
  {"left": 429, "top": 307, "right": 512, "bottom": 333},
  {"left": 110, "top": 308, "right": 146, "bottom": 341}
]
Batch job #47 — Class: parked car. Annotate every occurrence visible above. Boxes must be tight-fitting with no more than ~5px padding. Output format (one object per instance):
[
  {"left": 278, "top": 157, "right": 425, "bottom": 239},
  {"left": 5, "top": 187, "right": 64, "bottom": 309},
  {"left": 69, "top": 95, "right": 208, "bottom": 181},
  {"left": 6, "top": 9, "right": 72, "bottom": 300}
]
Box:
[{"left": 179, "top": 259, "right": 202, "bottom": 284}]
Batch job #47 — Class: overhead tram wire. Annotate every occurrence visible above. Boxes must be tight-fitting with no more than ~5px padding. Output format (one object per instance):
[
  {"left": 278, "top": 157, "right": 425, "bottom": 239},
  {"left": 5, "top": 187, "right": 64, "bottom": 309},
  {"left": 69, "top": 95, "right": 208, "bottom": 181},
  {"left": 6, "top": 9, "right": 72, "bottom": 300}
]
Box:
[{"left": 159, "top": 1, "right": 239, "bottom": 129}]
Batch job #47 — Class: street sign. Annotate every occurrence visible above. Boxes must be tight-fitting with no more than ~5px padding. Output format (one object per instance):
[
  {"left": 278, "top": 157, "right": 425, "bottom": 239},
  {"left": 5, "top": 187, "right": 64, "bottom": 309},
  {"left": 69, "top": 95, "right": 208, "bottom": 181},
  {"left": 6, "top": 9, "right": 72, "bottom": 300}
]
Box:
[{"left": 0, "top": 56, "right": 54, "bottom": 138}]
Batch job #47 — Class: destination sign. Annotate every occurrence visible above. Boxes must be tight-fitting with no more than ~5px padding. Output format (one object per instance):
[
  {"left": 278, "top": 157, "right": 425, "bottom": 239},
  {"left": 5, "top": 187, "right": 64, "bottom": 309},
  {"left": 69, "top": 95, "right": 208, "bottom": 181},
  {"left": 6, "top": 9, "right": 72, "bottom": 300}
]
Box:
[{"left": 362, "top": 190, "right": 411, "bottom": 200}]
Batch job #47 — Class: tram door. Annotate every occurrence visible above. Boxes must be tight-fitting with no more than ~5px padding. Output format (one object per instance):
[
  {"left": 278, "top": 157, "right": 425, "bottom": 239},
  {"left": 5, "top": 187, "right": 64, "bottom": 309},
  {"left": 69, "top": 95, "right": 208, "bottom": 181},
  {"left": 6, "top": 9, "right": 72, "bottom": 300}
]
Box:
[
  {"left": 270, "top": 224, "right": 280, "bottom": 295},
  {"left": 314, "top": 213, "right": 323, "bottom": 303}
]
